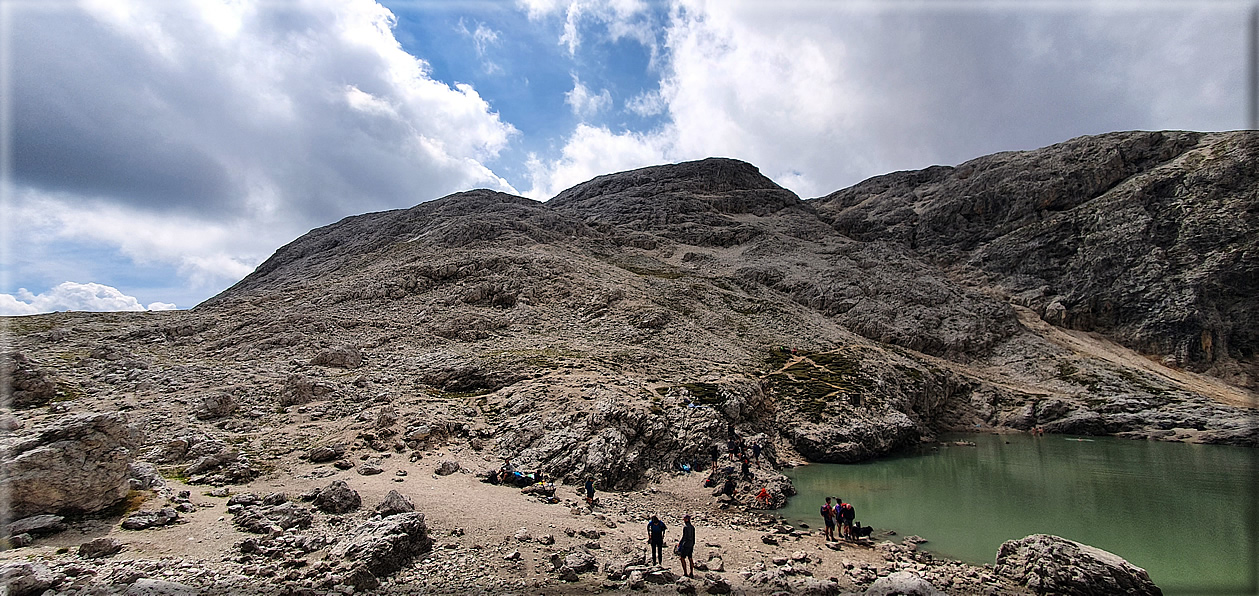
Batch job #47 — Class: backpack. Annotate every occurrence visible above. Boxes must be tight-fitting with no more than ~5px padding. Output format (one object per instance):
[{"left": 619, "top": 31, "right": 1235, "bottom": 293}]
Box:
[
  {"left": 821, "top": 504, "right": 833, "bottom": 519},
  {"left": 840, "top": 503, "right": 854, "bottom": 520}
]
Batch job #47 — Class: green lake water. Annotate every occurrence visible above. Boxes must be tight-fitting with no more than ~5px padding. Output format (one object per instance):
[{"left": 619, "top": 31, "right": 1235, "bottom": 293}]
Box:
[{"left": 779, "top": 433, "right": 1258, "bottom": 595}]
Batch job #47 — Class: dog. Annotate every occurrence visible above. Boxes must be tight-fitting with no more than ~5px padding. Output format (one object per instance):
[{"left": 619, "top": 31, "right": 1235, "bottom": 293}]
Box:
[{"left": 851, "top": 521, "right": 874, "bottom": 539}]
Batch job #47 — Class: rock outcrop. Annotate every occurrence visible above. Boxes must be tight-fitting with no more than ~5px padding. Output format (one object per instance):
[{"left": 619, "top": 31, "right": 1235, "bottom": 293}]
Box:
[
  {"left": 330, "top": 512, "right": 432, "bottom": 579},
  {"left": 995, "top": 534, "right": 1163, "bottom": 595},
  {"left": 0, "top": 413, "right": 141, "bottom": 519}
]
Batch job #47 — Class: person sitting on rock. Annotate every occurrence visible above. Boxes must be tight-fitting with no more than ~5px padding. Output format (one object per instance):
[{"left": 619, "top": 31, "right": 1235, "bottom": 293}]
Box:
[
  {"left": 756, "top": 486, "right": 770, "bottom": 509},
  {"left": 647, "top": 515, "right": 667, "bottom": 566},
  {"left": 721, "top": 476, "right": 737, "bottom": 498},
  {"left": 677, "top": 514, "right": 696, "bottom": 577}
]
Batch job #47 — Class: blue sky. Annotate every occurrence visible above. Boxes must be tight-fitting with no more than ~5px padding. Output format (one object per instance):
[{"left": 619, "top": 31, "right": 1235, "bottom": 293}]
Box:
[{"left": 1, "top": 0, "right": 1252, "bottom": 314}]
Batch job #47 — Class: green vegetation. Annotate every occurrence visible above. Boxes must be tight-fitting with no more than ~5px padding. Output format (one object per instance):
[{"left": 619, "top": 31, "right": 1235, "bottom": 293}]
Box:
[
  {"left": 760, "top": 348, "right": 872, "bottom": 422},
  {"left": 5, "top": 316, "right": 57, "bottom": 336}
]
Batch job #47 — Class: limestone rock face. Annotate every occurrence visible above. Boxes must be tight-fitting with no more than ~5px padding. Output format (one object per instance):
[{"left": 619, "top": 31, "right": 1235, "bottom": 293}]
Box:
[
  {"left": 816, "top": 131, "right": 1258, "bottom": 384},
  {"left": 0, "top": 412, "right": 142, "bottom": 519},
  {"left": 995, "top": 534, "right": 1163, "bottom": 596},
  {"left": 2, "top": 352, "right": 59, "bottom": 409}
]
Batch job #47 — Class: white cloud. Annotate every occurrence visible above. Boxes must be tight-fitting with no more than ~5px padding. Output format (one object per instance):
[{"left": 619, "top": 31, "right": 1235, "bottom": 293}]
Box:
[
  {"left": 11, "top": 0, "right": 520, "bottom": 294},
  {"left": 0, "top": 282, "right": 178, "bottom": 316},
  {"left": 626, "top": 89, "right": 665, "bottom": 117},
  {"left": 525, "top": 124, "right": 669, "bottom": 199},
  {"left": 457, "top": 18, "right": 503, "bottom": 73},
  {"left": 564, "top": 75, "right": 613, "bottom": 120},
  {"left": 526, "top": 1, "right": 1247, "bottom": 201}
]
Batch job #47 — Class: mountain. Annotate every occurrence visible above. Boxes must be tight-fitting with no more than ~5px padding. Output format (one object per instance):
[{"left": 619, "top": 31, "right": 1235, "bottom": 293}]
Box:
[{"left": 8, "top": 131, "right": 1257, "bottom": 497}]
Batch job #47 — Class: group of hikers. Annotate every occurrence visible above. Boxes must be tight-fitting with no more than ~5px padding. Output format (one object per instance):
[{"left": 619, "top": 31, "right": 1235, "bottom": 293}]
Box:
[{"left": 820, "top": 495, "right": 856, "bottom": 542}]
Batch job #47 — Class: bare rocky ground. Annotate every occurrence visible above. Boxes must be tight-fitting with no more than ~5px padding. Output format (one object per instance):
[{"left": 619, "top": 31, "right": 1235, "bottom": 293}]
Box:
[{"left": 3, "top": 130, "right": 1254, "bottom": 594}]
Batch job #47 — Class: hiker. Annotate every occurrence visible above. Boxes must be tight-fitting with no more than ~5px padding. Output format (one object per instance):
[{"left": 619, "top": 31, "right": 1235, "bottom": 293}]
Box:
[
  {"left": 755, "top": 486, "right": 770, "bottom": 508},
  {"left": 647, "top": 515, "right": 667, "bottom": 566},
  {"left": 838, "top": 498, "right": 855, "bottom": 540},
  {"left": 720, "top": 476, "right": 737, "bottom": 498},
  {"left": 752, "top": 441, "right": 762, "bottom": 463},
  {"left": 677, "top": 514, "right": 696, "bottom": 577},
  {"left": 703, "top": 472, "right": 716, "bottom": 488},
  {"left": 710, "top": 444, "right": 720, "bottom": 466},
  {"left": 584, "top": 475, "right": 595, "bottom": 506},
  {"left": 726, "top": 438, "right": 737, "bottom": 460},
  {"left": 740, "top": 456, "right": 751, "bottom": 479},
  {"left": 821, "top": 496, "right": 836, "bottom": 541}
]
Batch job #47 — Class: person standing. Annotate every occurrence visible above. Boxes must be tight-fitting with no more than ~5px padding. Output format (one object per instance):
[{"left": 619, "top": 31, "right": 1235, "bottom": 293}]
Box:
[
  {"left": 710, "top": 443, "right": 720, "bottom": 467},
  {"left": 647, "top": 515, "right": 667, "bottom": 566},
  {"left": 821, "top": 496, "right": 836, "bottom": 542},
  {"left": 584, "top": 475, "right": 596, "bottom": 506},
  {"left": 677, "top": 515, "right": 696, "bottom": 577},
  {"left": 752, "top": 441, "right": 762, "bottom": 463},
  {"left": 838, "top": 498, "right": 855, "bottom": 541}
]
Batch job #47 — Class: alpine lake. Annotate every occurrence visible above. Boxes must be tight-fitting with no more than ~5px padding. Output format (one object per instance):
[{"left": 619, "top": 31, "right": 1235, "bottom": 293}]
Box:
[{"left": 779, "top": 432, "right": 1257, "bottom": 595}]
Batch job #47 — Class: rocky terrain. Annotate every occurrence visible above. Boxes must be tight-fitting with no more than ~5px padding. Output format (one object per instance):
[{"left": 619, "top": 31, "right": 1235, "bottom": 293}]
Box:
[{"left": 2, "top": 130, "right": 1254, "bottom": 594}]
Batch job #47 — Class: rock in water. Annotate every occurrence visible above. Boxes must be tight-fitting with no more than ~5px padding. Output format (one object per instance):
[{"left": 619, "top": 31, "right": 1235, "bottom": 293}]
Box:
[
  {"left": 331, "top": 512, "right": 432, "bottom": 578},
  {"left": 995, "top": 534, "right": 1163, "bottom": 596},
  {"left": 0, "top": 413, "right": 141, "bottom": 518}
]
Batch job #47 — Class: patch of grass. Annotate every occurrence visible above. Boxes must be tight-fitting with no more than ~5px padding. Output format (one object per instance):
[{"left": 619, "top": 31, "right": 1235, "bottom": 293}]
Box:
[{"left": 760, "top": 348, "right": 873, "bottom": 422}]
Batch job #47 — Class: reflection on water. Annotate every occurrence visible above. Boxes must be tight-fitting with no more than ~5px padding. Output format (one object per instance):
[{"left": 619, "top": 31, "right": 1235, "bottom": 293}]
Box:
[{"left": 780, "top": 433, "right": 1257, "bottom": 595}]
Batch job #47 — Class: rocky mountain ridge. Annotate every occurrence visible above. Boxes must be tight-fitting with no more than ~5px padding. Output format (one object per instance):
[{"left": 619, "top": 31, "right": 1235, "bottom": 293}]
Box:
[{"left": 6, "top": 131, "right": 1257, "bottom": 496}]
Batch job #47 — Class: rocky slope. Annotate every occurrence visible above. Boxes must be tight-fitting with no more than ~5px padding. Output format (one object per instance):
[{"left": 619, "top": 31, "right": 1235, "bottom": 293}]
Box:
[{"left": 3, "top": 129, "right": 1251, "bottom": 594}]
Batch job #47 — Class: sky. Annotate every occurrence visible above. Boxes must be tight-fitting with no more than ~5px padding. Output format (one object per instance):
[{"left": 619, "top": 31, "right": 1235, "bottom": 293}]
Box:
[{"left": 1, "top": 0, "right": 1252, "bottom": 314}]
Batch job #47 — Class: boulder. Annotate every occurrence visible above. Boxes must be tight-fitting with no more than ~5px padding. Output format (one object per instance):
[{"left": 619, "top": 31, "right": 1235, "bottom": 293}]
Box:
[
  {"left": 121, "top": 508, "right": 179, "bottom": 530},
  {"left": 564, "top": 550, "right": 598, "bottom": 573},
  {"left": 311, "top": 346, "right": 363, "bottom": 368},
  {"left": 231, "top": 501, "right": 312, "bottom": 534},
  {"left": 358, "top": 461, "right": 384, "bottom": 475},
  {"left": 1, "top": 352, "right": 58, "bottom": 409},
  {"left": 313, "top": 480, "right": 361, "bottom": 514},
  {"left": 6, "top": 514, "right": 66, "bottom": 537},
  {"left": 194, "top": 392, "right": 237, "bottom": 420},
  {"left": 307, "top": 444, "right": 346, "bottom": 463},
  {"left": 435, "top": 460, "right": 461, "bottom": 476},
  {"left": 995, "top": 534, "right": 1162, "bottom": 595},
  {"left": 0, "top": 412, "right": 141, "bottom": 518},
  {"left": 78, "top": 537, "right": 123, "bottom": 559},
  {"left": 330, "top": 512, "right": 432, "bottom": 578},
  {"left": 0, "top": 561, "right": 64, "bottom": 596},
  {"left": 864, "top": 571, "right": 944, "bottom": 596},
  {"left": 125, "top": 578, "right": 198, "bottom": 596},
  {"left": 375, "top": 490, "right": 415, "bottom": 517}
]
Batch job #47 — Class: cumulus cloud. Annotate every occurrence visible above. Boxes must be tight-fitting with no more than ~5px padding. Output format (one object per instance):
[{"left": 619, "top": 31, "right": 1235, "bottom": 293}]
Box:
[
  {"left": 10, "top": 0, "right": 518, "bottom": 268},
  {"left": 0, "top": 282, "right": 177, "bottom": 316},
  {"left": 524, "top": 124, "right": 669, "bottom": 199},
  {"left": 565, "top": 75, "right": 613, "bottom": 119},
  {"left": 526, "top": 1, "right": 1247, "bottom": 200}
]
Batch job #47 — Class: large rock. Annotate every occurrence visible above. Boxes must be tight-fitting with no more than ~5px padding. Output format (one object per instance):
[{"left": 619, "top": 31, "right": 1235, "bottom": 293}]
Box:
[
  {"left": 1, "top": 352, "right": 58, "bottom": 409},
  {"left": 312, "top": 480, "right": 361, "bottom": 514},
  {"left": 995, "top": 534, "right": 1162, "bottom": 596},
  {"left": 375, "top": 490, "right": 414, "bottom": 517},
  {"left": 0, "top": 412, "right": 142, "bottom": 519},
  {"left": 864, "top": 571, "right": 944, "bottom": 596},
  {"left": 310, "top": 346, "right": 363, "bottom": 368},
  {"left": 0, "top": 561, "right": 64, "bottom": 596},
  {"left": 194, "top": 391, "right": 237, "bottom": 420},
  {"left": 331, "top": 512, "right": 432, "bottom": 578}
]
